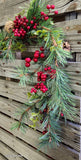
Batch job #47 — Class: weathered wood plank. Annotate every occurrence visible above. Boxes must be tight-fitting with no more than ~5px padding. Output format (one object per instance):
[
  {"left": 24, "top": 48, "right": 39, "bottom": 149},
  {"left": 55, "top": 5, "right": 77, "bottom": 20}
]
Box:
[
  {"left": 0, "top": 60, "right": 81, "bottom": 96},
  {"left": 0, "top": 0, "right": 81, "bottom": 27},
  {"left": 0, "top": 154, "right": 7, "bottom": 160},
  {"left": 0, "top": 61, "right": 81, "bottom": 96},
  {"left": 55, "top": 19, "right": 81, "bottom": 33},
  {"left": 0, "top": 95, "right": 80, "bottom": 123},
  {"left": 0, "top": 128, "right": 52, "bottom": 160},
  {"left": 0, "top": 79, "right": 32, "bottom": 103},
  {"left": 0, "top": 128, "right": 79, "bottom": 160},
  {"left": 0, "top": 0, "right": 30, "bottom": 27},
  {"left": 0, "top": 142, "right": 25, "bottom": 160},
  {"left": 0, "top": 113, "right": 80, "bottom": 152},
  {"left": 0, "top": 98, "right": 81, "bottom": 152},
  {"left": 0, "top": 76, "right": 81, "bottom": 106}
]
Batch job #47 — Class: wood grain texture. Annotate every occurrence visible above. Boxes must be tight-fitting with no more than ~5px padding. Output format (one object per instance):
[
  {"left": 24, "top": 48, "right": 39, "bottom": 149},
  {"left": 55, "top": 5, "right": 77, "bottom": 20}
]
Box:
[
  {"left": 55, "top": 19, "right": 81, "bottom": 52},
  {"left": 0, "top": 94, "right": 80, "bottom": 123},
  {"left": 0, "top": 0, "right": 81, "bottom": 27},
  {"left": 0, "top": 127, "right": 79, "bottom": 160},
  {"left": 0, "top": 60, "right": 81, "bottom": 94},
  {"left": 0, "top": 97, "right": 81, "bottom": 152},
  {"left": 0, "top": 79, "right": 30, "bottom": 103},
  {"left": 0, "top": 128, "right": 52, "bottom": 160},
  {"left": 0, "top": 0, "right": 30, "bottom": 27},
  {"left": 0, "top": 142, "right": 25, "bottom": 160},
  {"left": 0, "top": 154, "right": 7, "bottom": 160}
]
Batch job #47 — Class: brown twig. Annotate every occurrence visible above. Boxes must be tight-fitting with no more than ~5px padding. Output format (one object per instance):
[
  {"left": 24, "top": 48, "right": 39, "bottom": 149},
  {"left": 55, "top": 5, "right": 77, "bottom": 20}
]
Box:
[
  {"left": 55, "top": 59, "right": 58, "bottom": 67},
  {"left": 51, "top": 36, "right": 57, "bottom": 47},
  {"left": 18, "top": 99, "right": 40, "bottom": 130},
  {"left": 42, "top": 26, "right": 57, "bottom": 47},
  {"left": 7, "top": 39, "right": 12, "bottom": 58},
  {"left": 18, "top": 107, "right": 31, "bottom": 130},
  {"left": 42, "top": 26, "right": 51, "bottom": 31}
]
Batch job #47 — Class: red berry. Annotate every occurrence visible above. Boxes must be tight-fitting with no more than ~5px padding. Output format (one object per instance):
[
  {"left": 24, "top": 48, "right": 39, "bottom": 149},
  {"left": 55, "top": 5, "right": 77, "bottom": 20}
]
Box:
[
  {"left": 44, "top": 13, "right": 47, "bottom": 17},
  {"left": 34, "top": 53, "right": 39, "bottom": 58},
  {"left": 13, "top": 20, "right": 17, "bottom": 23},
  {"left": 53, "top": 70, "right": 56, "bottom": 74},
  {"left": 44, "top": 68, "right": 48, "bottom": 71},
  {"left": 41, "top": 74, "right": 47, "bottom": 79},
  {"left": 18, "top": 15, "right": 21, "bottom": 18},
  {"left": 35, "top": 23, "right": 37, "bottom": 26},
  {"left": 23, "top": 16, "right": 26, "bottom": 20},
  {"left": 15, "top": 16, "right": 19, "bottom": 20},
  {"left": 27, "top": 26, "right": 30, "bottom": 30},
  {"left": 34, "top": 89, "right": 37, "bottom": 93},
  {"left": 40, "top": 46, "right": 44, "bottom": 51},
  {"left": 14, "top": 33, "right": 17, "bottom": 36},
  {"left": 18, "top": 33, "right": 20, "bottom": 37},
  {"left": 40, "top": 82, "right": 44, "bottom": 86},
  {"left": 61, "top": 113, "right": 64, "bottom": 117},
  {"left": 40, "top": 120, "right": 43, "bottom": 124},
  {"left": 35, "top": 50, "right": 40, "bottom": 54},
  {"left": 33, "top": 25, "right": 37, "bottom": 29},
  {"left": 47, "top": 66, "right": 51, "bottom": 70},
  {"left": 37, "top": 78, "right": 41, "bottom": 82},
  {"left": 54, "top": 10, "right": 58, "bottom": 14},
  {"left": 34, "top": 50, "right": 40, "bottom": 58},
  {"left": 23, "top": 30, "right": 26, "bottom": 34},
  {"left": 31, "top": 88, "right": 35, "bottom": 93},
  {"left": 25, "top": 62, "right": 30, "bottom": 67},
  {"left": 44, "top": 16, "right": 49, "bottom": 21},
  {"left": 44, "top": 109, "right": 47, "bottom": 112},
  {"left": 51, "top": 5, "right": 55, "bottom": 9},
  {"left": 20, "top": 30, "right": 22, "bottom": 34},
  {"left": 42, "top": 131, "right": 46, "bottom": 135},
  {"left": 40, "top": 53, "right": 45, "bottom": 58},
  {"left": 30, "top": 20, "right": 34, "bottom": 24},
  {"left": 40, "top": 111, "right": 42, "bottom": 114},
  {"left": 12, "top": 29, "right": 15, "bottom": 32},
  {"left": 42, "top": 89, "right": 46, "bottom": 93},
  {"left": 33, "top": 17, "right": 36, "bottom": 19},
  {"left": 25, "top": 57, "right": 31, "bottom": 63},
  {"left": 26, "top": 19, "right": 29, "bottom": 23},
  {"left": 33, "top": 58, "right": 38, "bottom": 62},
  {"left": 37, "top": 72, "right": 40, "bottom": 76},
  {"left": 42, "top": 78, "right": 46, "bottom": 82},
  {"left": 46, "top": 5, "right": 51, "bottom": 9},
  {"left": 41, "top": 12, "right": 44, "bottom": 15},
  {"left": 45, "top": 88, "right": 48, "bottom": 91}
]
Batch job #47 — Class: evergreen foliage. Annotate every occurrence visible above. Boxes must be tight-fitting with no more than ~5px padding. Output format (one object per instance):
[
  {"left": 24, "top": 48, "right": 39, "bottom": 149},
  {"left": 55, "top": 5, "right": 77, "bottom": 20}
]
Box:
[{"left": 0, "top": 0, "right": 77, "bottom": 148}]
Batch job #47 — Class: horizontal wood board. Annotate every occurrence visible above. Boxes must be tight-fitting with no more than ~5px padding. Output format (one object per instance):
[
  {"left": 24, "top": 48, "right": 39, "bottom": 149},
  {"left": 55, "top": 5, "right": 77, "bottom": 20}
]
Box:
[
  {"left": 0, "top": 126, "right": 80, "bottom": 160},
  {"left": 0, "top": 60, "right": 81, "bottom": 95},
  {"left": 0, "top": 97, "right": 81, "bottom": 152},
  {"left": 0, "top": 0, "right": 81, "bottom": 27}
]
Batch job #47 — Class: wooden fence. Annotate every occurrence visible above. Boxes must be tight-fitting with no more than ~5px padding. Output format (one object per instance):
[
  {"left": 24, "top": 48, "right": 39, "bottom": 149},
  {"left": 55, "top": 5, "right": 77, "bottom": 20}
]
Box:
[{"left": 0, "top": 0, "right": 81, "bottom": 160}]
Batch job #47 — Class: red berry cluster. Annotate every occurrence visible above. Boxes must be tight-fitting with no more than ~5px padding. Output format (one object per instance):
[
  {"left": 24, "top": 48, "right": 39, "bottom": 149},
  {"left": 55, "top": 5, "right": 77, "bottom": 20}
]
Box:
[
  {"left": 46, "top": 4, "right": 58, "bottom": 14},
  {"left": 31, "top": 88, "right": 37, "bottom": 93},
  {"left": 40, "top": 11, "right": 49, "bottom": 21},
  {"left": 25, "top": 57, "right": 31, "bottom": 67},
  {"left": 33, "top": 47, "right": 45, "bottom": 63},
  {"left": 44, "top": 66, "right": 56, "bottom": 79},
  {"left": 31, "top": 82, "right": 48, "bottom": 94},
  {"left": 13, "top": 15, "right": 38, "bottom": 39},
  {"left": 35, "top": 82, "right": 48, "bottom": 93},
  {"left": 37, "top": 71, "right": 47, "bottom": 82}
]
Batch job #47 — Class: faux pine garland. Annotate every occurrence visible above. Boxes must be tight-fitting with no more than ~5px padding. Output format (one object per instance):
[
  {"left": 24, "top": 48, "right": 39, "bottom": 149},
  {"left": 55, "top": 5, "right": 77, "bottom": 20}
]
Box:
[{"left": 0, "top": 0, "right": 76, "bottom": 148}]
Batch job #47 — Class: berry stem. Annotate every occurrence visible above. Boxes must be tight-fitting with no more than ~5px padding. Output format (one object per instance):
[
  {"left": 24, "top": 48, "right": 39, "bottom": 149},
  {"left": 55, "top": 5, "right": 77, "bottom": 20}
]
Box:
[
  {"left": 18, "top": 99, "right": 40, "bottom": 130},
  {"left": 18, "top": 107, "right": 31, "bottom": 130}
]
